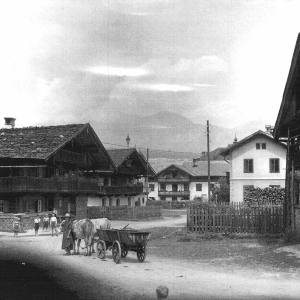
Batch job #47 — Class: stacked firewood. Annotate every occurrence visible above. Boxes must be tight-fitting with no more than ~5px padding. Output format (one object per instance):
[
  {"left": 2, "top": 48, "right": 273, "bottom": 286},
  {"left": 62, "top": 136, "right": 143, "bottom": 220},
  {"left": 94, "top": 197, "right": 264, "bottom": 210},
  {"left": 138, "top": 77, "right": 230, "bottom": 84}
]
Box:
[{"left": 243, "top": 187, "right": 285, "bottom": 205}]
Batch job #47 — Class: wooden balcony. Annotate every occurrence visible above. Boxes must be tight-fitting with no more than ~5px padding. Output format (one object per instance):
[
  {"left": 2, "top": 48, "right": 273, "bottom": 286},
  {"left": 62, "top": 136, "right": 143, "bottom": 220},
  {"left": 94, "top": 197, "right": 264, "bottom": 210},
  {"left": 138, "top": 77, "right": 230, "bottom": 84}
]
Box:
[
  {"left": 0, "top": 177, "right": 100, "bottom": 194},
  {"left": 158, "top": 177, "right": 190, "bottom": 183},
  {"left": 100, "top": 184, "right": 144, "bottom": 196},
  {"left": 158, "top": 190, "right": 190, "bottom": 197}
]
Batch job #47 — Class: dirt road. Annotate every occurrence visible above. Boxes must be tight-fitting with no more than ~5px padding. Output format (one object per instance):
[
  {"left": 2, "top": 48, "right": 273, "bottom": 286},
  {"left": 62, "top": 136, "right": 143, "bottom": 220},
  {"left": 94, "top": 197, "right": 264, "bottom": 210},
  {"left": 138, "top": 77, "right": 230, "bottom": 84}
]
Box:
[{"left": 1, "top": 212, "right": 300, "bottom": 299}]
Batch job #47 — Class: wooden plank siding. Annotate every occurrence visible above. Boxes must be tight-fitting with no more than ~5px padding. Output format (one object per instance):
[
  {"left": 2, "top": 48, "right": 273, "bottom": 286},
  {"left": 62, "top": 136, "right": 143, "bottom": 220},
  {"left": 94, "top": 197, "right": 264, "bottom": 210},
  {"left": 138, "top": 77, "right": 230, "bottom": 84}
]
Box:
[{"left": 188, "top": 203, "right": 284, "bottom": 234}]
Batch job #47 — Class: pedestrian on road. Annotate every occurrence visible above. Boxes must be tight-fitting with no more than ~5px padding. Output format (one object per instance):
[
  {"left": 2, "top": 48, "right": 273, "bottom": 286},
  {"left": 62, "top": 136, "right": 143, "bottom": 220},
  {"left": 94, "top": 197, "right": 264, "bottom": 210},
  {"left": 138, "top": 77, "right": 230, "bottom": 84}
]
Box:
[
  {"left": 156, "top": 286, "right": 169, "bottom": 300},
  {"left": 34, "top": 215, "right": 41, "bottom": 236},
  {"left": 13, "top": 217, "right": 20, "bottom": 238},
  {"left": 43, "top": 214, "right": 49, "bottom": 232},
  {"left": 50, "top": 213, "right": 58, "bottom": 237},
  {"left": 61, "top": 213, "right": 74, "bottom": 256}
]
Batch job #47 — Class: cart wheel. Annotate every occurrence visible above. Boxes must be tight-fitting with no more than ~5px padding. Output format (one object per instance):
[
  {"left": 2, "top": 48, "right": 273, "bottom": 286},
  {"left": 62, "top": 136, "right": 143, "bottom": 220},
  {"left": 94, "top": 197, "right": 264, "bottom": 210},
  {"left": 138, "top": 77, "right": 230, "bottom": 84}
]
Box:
[
  {"left": 112, "top": 240, "right": 121, "bottom": 264},
  {"left": 96, "top": 240, "right": 106, "bottom": 259},
  {"left": 137, "top": 245, "right": 147, "bottom": 262},
  {"left": 121, "top": 245, "right": 128, "bottom": 258}
]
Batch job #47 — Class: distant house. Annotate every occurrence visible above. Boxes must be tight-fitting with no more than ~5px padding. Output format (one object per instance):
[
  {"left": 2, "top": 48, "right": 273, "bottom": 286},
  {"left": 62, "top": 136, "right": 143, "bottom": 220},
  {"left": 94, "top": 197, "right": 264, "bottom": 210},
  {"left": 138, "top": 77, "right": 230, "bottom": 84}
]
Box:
[
  {"left": 273, "top": 33, "right": 300, "bottom": 232},
  {"left": 0, "top": 122, "right": 115, "bottom": 218},
  {"left": 148, "top": 161, "right": 229, "bottom": 201},
  {"left": 221, "top": 130, "right": 286, "bottom": 203},
  {"left": 87, "top": 148, "right": 156, "bottom": 207}
]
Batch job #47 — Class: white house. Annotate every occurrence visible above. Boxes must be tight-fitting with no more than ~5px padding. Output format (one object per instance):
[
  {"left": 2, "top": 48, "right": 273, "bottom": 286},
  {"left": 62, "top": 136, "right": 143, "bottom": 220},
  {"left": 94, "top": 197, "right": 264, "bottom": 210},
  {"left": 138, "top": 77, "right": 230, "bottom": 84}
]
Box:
[
  {"left": 148, "top": 161, "right": 230, "bottom": 201},
  {"left": 221, "top": 130, "right": 286, "bottom": 202}
]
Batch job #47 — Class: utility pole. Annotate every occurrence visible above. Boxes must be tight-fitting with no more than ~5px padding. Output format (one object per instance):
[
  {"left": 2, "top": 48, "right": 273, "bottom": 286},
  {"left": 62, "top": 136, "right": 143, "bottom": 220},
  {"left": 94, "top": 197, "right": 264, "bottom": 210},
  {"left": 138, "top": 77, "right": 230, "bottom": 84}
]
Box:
[
  {"left": 207, "top": 120, "right": 211, "bottom": 202},
  {"left": 146, "top": 148, "right": 149, "bottom": 201}
]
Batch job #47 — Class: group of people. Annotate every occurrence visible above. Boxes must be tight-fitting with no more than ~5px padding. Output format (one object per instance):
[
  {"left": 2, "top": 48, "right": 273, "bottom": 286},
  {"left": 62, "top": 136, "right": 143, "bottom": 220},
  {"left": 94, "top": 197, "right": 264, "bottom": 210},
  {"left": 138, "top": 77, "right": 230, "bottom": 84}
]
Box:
[{"left": 13, "top": 208, "right": 60, "bottom": 237}]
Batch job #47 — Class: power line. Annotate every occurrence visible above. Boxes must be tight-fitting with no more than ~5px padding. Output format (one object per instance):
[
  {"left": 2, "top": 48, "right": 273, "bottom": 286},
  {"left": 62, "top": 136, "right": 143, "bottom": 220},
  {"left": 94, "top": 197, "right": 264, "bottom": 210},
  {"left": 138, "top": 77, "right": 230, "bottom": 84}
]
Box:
[{"left": 102, "top": 141, "right": 203, "bottom": 155}]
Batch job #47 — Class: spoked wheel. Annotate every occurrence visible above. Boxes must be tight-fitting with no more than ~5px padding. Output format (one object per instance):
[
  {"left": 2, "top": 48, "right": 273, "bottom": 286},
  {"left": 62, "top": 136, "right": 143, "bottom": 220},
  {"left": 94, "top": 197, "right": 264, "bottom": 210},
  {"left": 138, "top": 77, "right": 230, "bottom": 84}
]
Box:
[
  {"left": 96, "top": 240, "right": 106, "bottom": 259},
  {"left": 137, "top": 245, "right": 147, "bottom": 262},
  {"left": 121, "top": 245, "right": 128, "bottom": 258},
  {"left": 112, "top": 240, "right": 121, "bottom": 264}
]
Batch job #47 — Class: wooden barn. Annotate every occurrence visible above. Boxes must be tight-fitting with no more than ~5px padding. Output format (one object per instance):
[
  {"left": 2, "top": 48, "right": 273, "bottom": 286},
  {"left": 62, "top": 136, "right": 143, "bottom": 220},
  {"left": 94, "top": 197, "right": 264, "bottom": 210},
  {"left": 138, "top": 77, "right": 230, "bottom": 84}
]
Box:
[{"left": 273, "top": 33, "right": 300, "bottom": 232}]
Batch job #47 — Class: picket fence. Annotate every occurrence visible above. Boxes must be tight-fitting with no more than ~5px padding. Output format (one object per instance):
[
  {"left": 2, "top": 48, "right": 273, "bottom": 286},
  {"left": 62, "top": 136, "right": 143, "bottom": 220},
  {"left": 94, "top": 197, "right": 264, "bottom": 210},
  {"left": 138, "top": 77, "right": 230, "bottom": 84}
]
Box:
[{"left": 187, "top": 203, "right": 284, "bottom": 234}]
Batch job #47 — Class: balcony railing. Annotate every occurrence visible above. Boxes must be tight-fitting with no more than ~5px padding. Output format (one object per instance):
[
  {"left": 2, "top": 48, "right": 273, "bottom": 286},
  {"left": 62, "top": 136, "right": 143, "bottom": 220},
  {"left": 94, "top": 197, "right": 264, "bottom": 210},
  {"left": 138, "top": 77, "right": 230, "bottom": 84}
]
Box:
[
  {"left": 100, "top": 185, "right": 144, "bottom": 195},
  {"left": 158, "top": 190, "right": 190, "bottom": 197},
  {"left": 0, "top": 177, "right": 100, "bottom": 194},
  {"left": 158, "top": 177, "right": 190, "bottom": 183}
]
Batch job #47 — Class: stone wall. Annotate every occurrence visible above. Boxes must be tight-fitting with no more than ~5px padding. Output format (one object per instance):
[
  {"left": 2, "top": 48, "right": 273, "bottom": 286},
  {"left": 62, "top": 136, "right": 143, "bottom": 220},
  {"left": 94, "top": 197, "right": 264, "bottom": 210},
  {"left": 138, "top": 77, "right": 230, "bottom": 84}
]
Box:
[{"left": 0, "top": 214, "right": 42, "bottom": 232}]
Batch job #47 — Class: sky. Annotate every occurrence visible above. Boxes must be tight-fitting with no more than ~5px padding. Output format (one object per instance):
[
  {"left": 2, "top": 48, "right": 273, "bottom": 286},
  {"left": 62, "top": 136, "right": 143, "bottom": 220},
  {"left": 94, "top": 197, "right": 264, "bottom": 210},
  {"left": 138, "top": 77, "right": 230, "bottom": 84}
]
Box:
[{"left": 1, "top": 0, "right": 300, "bottom": 129}]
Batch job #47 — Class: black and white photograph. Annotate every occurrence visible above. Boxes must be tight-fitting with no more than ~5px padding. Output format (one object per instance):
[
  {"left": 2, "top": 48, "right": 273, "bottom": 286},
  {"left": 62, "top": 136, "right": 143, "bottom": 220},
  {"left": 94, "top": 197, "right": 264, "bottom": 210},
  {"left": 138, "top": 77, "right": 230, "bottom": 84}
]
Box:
[{"left": 1, "top": 0, "right": 300, "bottom": 299}]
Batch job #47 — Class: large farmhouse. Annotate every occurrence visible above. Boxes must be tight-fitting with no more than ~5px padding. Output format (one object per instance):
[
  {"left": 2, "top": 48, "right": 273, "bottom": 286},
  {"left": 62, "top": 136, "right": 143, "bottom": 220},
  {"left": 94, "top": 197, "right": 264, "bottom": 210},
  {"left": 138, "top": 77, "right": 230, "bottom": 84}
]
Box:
[
  {"left": 0, "top": 122, "right": 114, "bottom": 218},
  {"left": 87, "top": 148, "right": 156, "bottom": 207},
  {"left": 221, "top": 130, "right": 286, "bottom": 202}
]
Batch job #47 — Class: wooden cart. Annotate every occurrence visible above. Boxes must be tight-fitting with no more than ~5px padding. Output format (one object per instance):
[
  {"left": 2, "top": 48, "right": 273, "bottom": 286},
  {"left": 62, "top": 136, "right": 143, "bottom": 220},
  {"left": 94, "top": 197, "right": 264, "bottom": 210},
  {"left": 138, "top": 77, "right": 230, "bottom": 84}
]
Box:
[{"left": 95, "top": 228, "right": 151, "bottom": 263}]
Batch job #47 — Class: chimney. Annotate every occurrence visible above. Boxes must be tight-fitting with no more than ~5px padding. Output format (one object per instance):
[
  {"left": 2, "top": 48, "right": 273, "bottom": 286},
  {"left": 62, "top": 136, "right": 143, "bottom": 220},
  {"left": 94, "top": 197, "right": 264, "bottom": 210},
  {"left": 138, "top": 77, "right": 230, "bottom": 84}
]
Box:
[
  {"left": 265, "top": 125, "right": 274, "bottom": 134},
  {"left": 4, "top": 117, "right": 16, "bottom": 129}
]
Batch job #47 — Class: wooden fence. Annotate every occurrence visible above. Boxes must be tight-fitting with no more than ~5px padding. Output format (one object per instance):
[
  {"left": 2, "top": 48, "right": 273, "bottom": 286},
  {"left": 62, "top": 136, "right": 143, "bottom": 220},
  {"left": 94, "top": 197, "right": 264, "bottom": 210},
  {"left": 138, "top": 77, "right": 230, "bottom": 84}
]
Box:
[
  {"left": 187, "top": 203, "right": 284, "bottom": 234},
  {"left": 87, "top": 206, "right": 162, "bottom": 220}
]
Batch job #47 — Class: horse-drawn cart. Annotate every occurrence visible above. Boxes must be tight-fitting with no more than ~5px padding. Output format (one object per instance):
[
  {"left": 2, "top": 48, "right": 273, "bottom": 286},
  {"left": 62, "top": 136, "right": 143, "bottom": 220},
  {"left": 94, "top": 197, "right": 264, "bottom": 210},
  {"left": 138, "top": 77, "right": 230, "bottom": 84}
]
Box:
[{"left": 95, "top": 228, "right": 151, "bottom": 263}]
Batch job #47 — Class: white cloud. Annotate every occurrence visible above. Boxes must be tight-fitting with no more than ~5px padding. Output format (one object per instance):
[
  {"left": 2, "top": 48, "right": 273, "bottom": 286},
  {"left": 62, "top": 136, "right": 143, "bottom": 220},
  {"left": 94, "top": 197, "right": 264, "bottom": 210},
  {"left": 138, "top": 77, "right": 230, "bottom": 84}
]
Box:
[
  {"left": 133, "top": 83, "right": 193, "bottom": 92},
  {"left": 86, "top": 66, "right": 150, "bottom": 77}
]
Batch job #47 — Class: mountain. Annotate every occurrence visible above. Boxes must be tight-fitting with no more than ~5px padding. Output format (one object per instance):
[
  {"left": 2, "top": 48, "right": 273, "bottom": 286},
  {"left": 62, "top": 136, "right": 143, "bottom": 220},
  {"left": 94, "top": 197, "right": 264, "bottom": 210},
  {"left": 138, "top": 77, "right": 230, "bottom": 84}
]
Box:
[{"left": 92, "top": 111, "right": 269, "bottom": 159}]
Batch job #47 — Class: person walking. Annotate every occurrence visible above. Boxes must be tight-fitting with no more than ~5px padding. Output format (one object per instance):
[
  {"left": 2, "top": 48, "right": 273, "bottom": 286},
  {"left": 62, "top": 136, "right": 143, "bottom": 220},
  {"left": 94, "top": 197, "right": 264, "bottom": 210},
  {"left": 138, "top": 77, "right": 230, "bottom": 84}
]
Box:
[
  {"left": 42, "top": 214, "right": 49, "bottom": 232},
  {"left": 61, "top": 213, "right": 74, "bottom": 256},
  {"left": 34, "top": 215, "right": 41, "bottom": 236},
  {"left": 50, "top": 213, "right": 58, "bottom": 237},
  {"left": 13, "top": 217, "right": 21, "bottom": 238}
]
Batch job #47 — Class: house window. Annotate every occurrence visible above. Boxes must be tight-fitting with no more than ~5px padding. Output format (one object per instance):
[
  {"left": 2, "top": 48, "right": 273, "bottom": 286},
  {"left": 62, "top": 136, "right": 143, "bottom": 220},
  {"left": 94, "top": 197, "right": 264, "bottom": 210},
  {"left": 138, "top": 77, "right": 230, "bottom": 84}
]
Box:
[
  {"left": 142, "top": 197, "right": 145, "bottom": 204},
  {"left": 256, "top": 143, "right": 260, "bottom": 150},
  {"left": 116, "top": 198, "right": 120, "bottom": 206},
  {"left": 109, "top": 198, "right": 113, "bottom": 207},
  {"left": 160, "top": 183, "right": 166, "bottom": 191},
  {"left": 172, "top": 184, "right": 178, "bottom": 192},
  {"left": 262, "top": 143, "right": 266, "bottom": 149},
  {"left": 149, "top": 184, "right": 155, "bottom": 191},
  {"left": 37, "top": 200, "right": 42, "bottom": 213},
  {"left": 102, "top": 198, "right": 106, "bottom": 206},
  {"left": 0, "top": 200, "right": 4, "bottom": 212},
  {"left": 270, "top": 158, "right": 280, "bottom": 173},
  {"left": 244, "top": 159, "right": 253, "bottom": 173},
  {"left": 184, "top": 183, "right": 189, "bottom": 191},
  {"left": 196, "top": 184, "right": 202, "bottom": 191},
  {"left": 128, "top": 197, "right": 131, "bottom": 206}
]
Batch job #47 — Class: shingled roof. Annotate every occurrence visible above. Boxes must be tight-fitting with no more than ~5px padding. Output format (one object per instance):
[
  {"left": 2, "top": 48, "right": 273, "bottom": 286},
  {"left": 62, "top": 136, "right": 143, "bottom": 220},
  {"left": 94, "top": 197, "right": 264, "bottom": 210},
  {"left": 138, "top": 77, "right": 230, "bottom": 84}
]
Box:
[
  {"left": 107, "top": 148, "right": 156, "bottom": 176},
  {"left": 182, "top": 161, "right": 230, "bottom": 176},
  {"left": 0, "top": 123, "right": 114, "bottom": 169},
  {"left": 220, "top": 130, "right": 286, "bottom": 157},
  {"left": 157, "top": 161, "right": 229, "bottom": 177}
]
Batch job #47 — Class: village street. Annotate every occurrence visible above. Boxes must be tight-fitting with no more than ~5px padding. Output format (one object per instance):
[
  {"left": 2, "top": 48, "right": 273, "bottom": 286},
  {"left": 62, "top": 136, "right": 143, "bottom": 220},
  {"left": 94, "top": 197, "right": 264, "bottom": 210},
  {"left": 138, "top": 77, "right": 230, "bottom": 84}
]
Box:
[{"left": 1, "top": 212, "right": 300, "bottom": 300}]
